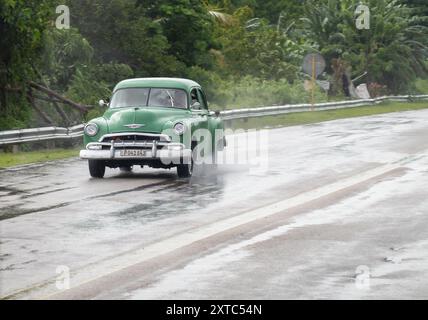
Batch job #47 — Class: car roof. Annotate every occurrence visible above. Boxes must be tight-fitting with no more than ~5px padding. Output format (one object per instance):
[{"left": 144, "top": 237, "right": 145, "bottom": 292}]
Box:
[{"left": 113, "top": 78, "right": 201, "bottom": 93}]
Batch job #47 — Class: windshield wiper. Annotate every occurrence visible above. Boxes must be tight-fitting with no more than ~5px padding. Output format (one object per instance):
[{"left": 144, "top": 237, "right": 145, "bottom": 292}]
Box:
[{"left": 166, "top": 90, "right": 175, "bottom": 107}]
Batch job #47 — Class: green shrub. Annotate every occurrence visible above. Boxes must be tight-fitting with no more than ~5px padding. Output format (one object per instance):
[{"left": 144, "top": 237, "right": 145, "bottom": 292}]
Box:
[
  {"left": 198, "top": 75, "right": 328, "bottom": 110},
  {"left": 413, "top": 78, "right": 428, "bottom": 94}
]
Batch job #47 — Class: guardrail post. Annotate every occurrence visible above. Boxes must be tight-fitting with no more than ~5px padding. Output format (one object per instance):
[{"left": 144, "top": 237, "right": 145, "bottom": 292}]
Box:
[
  {"left": 46, "top": 140, "right": 56, "bottom": 150},
  {"left": 12, "top": 145, "right": 19, "bottom": 153}
]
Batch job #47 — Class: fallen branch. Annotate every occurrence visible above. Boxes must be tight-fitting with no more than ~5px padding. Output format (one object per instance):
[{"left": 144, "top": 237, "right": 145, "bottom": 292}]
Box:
[
  {"left": 31, "top": 93, "right": 64, "bottom": 104},
  {"left": 30, "top": 66, "right": 74, "bottom": 125},
  {"left": 2, "top": 85, "right": 22, "bottom": 92},
  {"left": 29, "top": 81, "right": 89, "bottom": 113},
  {"left": 27, "top": 88, "right": 54, "bottom": 125}
]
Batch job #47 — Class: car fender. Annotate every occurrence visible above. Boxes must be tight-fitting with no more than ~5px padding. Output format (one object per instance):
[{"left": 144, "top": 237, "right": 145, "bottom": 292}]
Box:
[{"left": 83, "top": 117, "right": 109, "bottom": 146}]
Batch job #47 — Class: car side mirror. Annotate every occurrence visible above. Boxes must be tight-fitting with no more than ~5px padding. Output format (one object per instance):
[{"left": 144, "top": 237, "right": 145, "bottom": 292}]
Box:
[
  {"left": 99, "top": 99, "right": 109, "bottom": 107},
  {"left": 191, "top": 101, "right": 202, "bottom": 110}
]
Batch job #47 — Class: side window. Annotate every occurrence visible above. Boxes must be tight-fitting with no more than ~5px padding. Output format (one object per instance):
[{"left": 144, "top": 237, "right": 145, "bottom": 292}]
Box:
[
  {"left": 190, "top": 88, "right": 202, "bottom": 110},
  {"left": 197, "top": 89, "right": 208, "bottom": 110}
]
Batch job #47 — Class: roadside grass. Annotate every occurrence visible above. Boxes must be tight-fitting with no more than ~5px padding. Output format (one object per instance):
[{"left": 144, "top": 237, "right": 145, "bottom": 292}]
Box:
[
  {"left": 229, "top": 101, "right": 428, "bottom": 130},
  {"left": 0, "top": 148, "right": 80, "bottom": 169}
]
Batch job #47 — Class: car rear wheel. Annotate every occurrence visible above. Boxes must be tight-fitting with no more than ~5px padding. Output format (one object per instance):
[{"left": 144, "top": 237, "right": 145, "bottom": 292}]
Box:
[{"left": 89, "top": 160, "right": 105, "bottom": 178}]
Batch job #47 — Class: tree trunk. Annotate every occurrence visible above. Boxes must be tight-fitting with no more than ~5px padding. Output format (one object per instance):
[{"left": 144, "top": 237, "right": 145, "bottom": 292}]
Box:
[
  {"left": 27, "top": 88, "right": 54, "bottom": 125},
  {"left": 29, "top": 81, "right": 89, "bottom": 113}
]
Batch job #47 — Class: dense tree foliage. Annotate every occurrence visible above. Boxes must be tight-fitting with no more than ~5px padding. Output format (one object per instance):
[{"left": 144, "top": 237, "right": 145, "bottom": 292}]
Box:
[
  {"left": 401, "top": 0, "right": 428, "bottom": 26},
  {"left": 0, "top": 0, "right": 427, "bottom": 129},
  {"left": 0, "top": 0, "right": 57, "bottom": 128}
]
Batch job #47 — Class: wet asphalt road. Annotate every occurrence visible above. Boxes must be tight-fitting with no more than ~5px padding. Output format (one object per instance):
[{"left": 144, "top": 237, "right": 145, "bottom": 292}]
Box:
[{"left": 1, "top": 109, "right": 428, "bottom": 299}]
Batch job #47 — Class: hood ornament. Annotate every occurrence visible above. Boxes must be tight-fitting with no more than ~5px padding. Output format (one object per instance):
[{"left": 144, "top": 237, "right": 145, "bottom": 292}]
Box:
[{"left": 124, "top": 124, "right": 145, "bottom": 129}]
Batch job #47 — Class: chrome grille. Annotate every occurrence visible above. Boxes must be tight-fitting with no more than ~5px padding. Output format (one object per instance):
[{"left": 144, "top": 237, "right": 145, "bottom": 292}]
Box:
[
  {"left": 99, "top": 133, "right": 171, "bottom": 143},
  {"left": 101, "top": 135, "right": 161, "bottom": 143}
]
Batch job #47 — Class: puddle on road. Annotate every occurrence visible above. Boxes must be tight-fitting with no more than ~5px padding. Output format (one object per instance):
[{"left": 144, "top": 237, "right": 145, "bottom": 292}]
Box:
[
  {"left": 79, "top": 175, "right": 226, "bottom": 228},
  {"left": 0, "top": 161, "right": 227, "bottom": 227},
  {"left": 91, "top": 179, "right": 179, "bottom": 200},
  {"left": 20, "top": 187, "right": 77, "bottom": 199},
  {"left": 0, "top": 202, "right": 71, "bottom": 221},
  {"left": 0, "top": 186, "right": 27, "bottom": 196},
  {"left": 0, "top": 253, "right": 11, "bottom": 261}
]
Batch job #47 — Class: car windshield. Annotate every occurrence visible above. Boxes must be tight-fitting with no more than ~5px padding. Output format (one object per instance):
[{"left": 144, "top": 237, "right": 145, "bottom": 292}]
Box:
[{"left": 110, "top": 88, "right": 188, "bottom": 109}]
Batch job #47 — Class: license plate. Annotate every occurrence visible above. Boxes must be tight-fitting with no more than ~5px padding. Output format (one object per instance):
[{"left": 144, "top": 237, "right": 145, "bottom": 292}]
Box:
[{"left": 119, "top": 149, "right": 147, "bottom": 157}]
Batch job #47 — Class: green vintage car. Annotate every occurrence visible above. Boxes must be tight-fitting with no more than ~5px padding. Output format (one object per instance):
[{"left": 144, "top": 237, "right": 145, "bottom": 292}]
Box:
[{"left": 80, "top": 78, "right": 225, "bottom": 178}]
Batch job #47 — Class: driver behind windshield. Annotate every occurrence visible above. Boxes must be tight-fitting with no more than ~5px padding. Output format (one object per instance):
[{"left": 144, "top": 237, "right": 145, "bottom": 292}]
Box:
[
  {"left": 110, "top": 88, "right": 188, "bottom": 109},
  {"left": 149, "top": 89, "right": 187, "bottom": 109}
]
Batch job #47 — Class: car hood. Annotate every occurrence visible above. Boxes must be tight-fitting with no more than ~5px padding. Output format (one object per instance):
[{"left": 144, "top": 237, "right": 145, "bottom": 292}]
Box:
[{"left": 103, "top": 107, "right": 189, "bottom": 133}]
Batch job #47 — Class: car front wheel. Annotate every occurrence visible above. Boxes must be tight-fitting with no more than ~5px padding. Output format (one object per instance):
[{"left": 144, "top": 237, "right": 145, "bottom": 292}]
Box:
[
  {"left": 89, "top": 160, "right": 106, "bottom": 178},
  {"left": 177, "top": 157, "right": 193, "bottom": 178}
]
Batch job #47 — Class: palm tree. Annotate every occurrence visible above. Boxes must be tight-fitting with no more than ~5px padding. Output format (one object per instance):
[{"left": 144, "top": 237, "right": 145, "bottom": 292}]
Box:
[{"left": 302, "top": 0, "right": 428, "bottom": 93}]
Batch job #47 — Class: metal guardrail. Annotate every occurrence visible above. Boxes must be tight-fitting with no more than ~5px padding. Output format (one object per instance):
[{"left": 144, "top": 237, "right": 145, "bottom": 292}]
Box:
[
  {"left": 220, "top": 94, "right": 428, "bottom": 120},
  {"left": 0, "top": 124, "right": 84, "bottom": 146},
  {"left": 0, "top": 95, "right": 427, "bottom": 146}
]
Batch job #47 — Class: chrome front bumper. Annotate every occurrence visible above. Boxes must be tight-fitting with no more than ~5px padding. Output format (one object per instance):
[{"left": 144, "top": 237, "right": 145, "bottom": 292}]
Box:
[{"left": 80, "top": 139, "right": 191, "bottom": 162}]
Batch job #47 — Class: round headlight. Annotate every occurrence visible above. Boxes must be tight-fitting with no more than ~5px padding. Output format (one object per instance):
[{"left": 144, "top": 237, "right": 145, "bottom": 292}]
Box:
[
  {"left": 85, "top": 123, "right": 99, "bottom": 137},
  {"left": 174, "top": 122, "right": 186, "bottom": 135}
]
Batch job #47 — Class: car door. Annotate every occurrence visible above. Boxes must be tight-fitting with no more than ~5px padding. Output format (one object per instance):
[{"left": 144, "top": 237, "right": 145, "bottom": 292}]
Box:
[
  {"left": 198, "top": 88, "right": 224, "bottom": 153},
  {"left": 190, "top": 88, "right": 209, "bottom": 129},
  {"left": 189, "top": 88, "right": 209, "bottom": 151}
]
